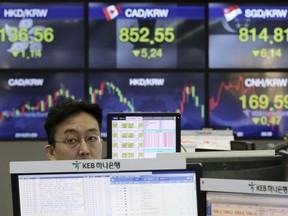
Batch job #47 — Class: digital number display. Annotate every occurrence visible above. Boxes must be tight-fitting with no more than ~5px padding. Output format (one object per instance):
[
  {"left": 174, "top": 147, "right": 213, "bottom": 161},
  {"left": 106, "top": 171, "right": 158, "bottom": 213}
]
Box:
[
  {"left": 0, "top": 72, "right": 84, "bottom": 140},
  {"left": 89, "top": 72, "right": 205, "bottom": 137},
  {"left": 89, "top": 3, "right": 205, "bottom": 68},
  {"left": 209, "top": 4, "right": 288, "bottom": 68},
  {"left": 0, "top": 3, "right": 84, "bottom": 68},
  {"left": 209, "top": 72, "right": 288, "bottom": 139}
]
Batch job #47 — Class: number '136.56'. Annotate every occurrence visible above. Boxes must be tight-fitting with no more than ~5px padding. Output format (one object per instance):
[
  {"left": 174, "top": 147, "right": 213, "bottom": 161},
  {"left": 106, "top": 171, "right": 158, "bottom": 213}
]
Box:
[{"left": 0, "top": 27, "right": 54, "bottom": 43}]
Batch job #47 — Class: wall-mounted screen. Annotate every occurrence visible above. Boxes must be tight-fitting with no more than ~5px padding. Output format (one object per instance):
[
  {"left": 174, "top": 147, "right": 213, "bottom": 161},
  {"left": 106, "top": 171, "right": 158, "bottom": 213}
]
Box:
[
  {"left": 89, "top": 3, "right": 205, "bottom": 68},
  {"left": 0, "top": 72, "right": 84, "bottom": 140},
  {"left": 89, "top": 72, "right": 205, "bottom": 137},
  {"left": 209, "top": 3, "right": 288, "bottom": 69},
  {"left": 0, "top": 3, "right": 84, "bottom": 68},
  {"left": 209, "top": 72, "right": 288, "bottom": 139}
]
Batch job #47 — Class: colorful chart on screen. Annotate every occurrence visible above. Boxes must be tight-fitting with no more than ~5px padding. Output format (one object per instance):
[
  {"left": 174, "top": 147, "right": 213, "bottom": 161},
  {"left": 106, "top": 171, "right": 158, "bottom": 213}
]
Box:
[
  {"left": 89, "top": 3, "right": 205, "bottom": 68},
  {"left": 209, "top": 3, "right": 288, "bottom": 68},
  {"left": 0, "top": 3, "right": 84, "bottom": 68},
  {"left": 89, "top": 72, "right": 205, "bottom": 137},
  {"left": 209, "top": 72, "right": 288, "bottom": 139},
  {"left": 0, "top": 72, "right": 84, "bottom": 140}
]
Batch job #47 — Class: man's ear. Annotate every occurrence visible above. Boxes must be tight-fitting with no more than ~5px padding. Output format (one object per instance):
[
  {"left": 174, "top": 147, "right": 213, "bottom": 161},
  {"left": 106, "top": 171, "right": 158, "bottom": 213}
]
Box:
[{"left": 44, "top": 144, "right": 56, "bottom": 160}]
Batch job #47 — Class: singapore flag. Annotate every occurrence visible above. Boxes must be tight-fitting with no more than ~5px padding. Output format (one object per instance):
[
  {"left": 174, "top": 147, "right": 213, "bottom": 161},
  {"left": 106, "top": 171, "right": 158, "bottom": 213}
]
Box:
[
  {"left": 103, "top": 4, "right": 122, "bottom": 21},
  {"left": 222, "top": 5, "right": 242, "bottom": 22}
]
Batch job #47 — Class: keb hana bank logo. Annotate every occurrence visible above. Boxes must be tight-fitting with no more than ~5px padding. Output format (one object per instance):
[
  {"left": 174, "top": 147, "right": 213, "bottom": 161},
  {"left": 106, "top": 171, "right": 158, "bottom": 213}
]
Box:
[{"left": 71, "top": 161, "right": 121, "bottom": 171}]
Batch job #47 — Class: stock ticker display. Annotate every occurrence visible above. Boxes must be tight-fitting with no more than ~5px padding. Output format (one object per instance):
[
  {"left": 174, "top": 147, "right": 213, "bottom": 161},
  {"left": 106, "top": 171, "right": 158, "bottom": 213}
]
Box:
[
  {"left": 209, "top": 72, "right": 288, "bottom": 139},
  {"left": 89, "top": 3, "right": 205, "bottom": 68},
  {"left": 0, "top": 1, "right": 288, "bottom": 140},
  {"left": 0, "top": 3, "right": 84, "bottom": 68},
  {"left": 0, "top": 72, "right": 84, "bottom": 140},
  {"left": 209, "top": 3, "right": 288, "bottom": 68},
  {"left": 88, "top": 72, "right": 205, "bottom": 137}
]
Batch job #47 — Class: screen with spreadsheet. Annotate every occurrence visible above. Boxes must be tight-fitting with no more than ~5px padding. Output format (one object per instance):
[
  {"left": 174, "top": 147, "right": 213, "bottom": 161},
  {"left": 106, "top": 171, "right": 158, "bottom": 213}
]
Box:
[
  {"left": 106, "top": 112, "right": 181, "bottom": 159},
  {"left": 10, "top": 160, "right": 205, "bottom": 216},
  {"left": 201, "top": 178, "right": 288, "bottom": 215}
]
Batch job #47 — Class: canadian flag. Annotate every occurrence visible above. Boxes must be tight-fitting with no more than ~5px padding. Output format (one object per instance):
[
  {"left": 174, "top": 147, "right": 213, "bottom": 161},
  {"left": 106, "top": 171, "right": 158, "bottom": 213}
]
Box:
[
  {"left": 222, "top": 5, "right": 242, "bottom": 22},
  {"left": 103, "top": 4, "right": 122, "bottom": 21}
]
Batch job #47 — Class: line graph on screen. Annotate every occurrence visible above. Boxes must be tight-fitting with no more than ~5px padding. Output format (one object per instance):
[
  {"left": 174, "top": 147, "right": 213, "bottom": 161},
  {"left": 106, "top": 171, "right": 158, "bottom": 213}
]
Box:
[
  {"left": 209, "top": 72, "right": 288, "bottom": 138},
  {"left": 0, "top": 84, "right": 78, "bottom": 122},
  {"left": 89, "top": 81, "right": 205, "bottom": 117},
  {"left": 89, "top": 72, "right": 205, "bottom": 136},
  {"left": 209, "top": 75, "right": 256, "bottom": 111}
]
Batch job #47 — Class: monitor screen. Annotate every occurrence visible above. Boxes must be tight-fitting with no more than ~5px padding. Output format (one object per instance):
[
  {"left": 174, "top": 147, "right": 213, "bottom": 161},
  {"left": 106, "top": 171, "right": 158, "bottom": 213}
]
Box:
[
  {"left": 106, "top": 112, "right": 181, "bottom": 159},
  {"left": 158, "top": 151, "right": 284, "bottom": 181},
  {"left": 0, "top": 3, "right": 84, "bottom": 68},
  {"left": 209, "top": 72, "right": 288, "bottom": 139},
  {"left": 0, "top": 72, "right": 84, "bottom": 140},
  {"left": 189, "top": 155, "right": 284, "bottom": 181},
  {"left": 10, "top": 159, "right": 205, "bottom": 216},
  {"left": 201, "top": 178, "right": 288, "bottom": 215},
  {"left": 89, "top": 71, "right": 205, "bottom": 138},
  {"left": 89, "top": 2, "right": 205, "bottom": 68},
  {"left": 209, "top": 3, "right": 288, "bottom": 69}
]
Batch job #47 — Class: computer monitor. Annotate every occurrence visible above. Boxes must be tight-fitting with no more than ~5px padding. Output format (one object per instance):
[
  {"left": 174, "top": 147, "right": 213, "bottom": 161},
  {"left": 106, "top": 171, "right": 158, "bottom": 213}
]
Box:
[
  {"left": 201, "top": 178, "right": 288, "bottom": 215},
  {"left": 106, "top": 112, "right": 181, "bottom": 159},
  {"left": 10, "top": 158, "right": 205, "bottom": 216},
  {"left": 157, "top": 151, "right": 285, "bottom": 181}
]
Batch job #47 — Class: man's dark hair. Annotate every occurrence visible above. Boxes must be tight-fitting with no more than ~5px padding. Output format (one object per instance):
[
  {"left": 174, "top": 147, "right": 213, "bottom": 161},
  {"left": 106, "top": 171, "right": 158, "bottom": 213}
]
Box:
[{"left": 44, "top": 97, "right": 103, "bottom": 146}]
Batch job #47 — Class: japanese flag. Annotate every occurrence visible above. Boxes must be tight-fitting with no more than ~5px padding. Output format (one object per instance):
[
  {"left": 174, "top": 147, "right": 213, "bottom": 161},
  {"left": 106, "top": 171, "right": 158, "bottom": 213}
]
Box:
[
  {"left": 222, "top": 5, "right": 242, "bottom": 22},
  {"left": 103, "top": 4, "right": 122, "bottom": 21}
]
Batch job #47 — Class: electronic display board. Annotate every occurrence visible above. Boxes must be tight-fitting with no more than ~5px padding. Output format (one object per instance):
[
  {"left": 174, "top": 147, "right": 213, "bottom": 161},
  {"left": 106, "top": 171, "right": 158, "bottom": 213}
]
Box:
[
  {"left": 0, "top": 3, "right": 84, "bottom": 68},
  {"left": 89, "top": 72, "right": 205, "bottom": 137},
  {"left": 209, "top": 72, "right": 288, "bottom": 139},
  {"left": 0, "top": 72, "right": 84, "bottom": 140},
  {"left": 209, "top": 3, "right": 288, "bottom": 69},
  {"left": 89, "top": 3, "right": 205, "bottom": 69}
]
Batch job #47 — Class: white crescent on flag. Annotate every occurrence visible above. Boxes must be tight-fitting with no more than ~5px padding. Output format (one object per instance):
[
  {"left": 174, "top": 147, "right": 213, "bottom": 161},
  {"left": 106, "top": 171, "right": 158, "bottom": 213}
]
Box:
[{"left": 103, "top": 4, "right": 122, "bottom": 21}]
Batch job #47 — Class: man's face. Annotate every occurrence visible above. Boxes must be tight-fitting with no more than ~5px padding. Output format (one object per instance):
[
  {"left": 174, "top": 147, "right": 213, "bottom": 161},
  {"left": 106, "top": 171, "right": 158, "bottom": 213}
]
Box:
[{"left": 45, "top": 112, "right": 102, "bottom": 160}]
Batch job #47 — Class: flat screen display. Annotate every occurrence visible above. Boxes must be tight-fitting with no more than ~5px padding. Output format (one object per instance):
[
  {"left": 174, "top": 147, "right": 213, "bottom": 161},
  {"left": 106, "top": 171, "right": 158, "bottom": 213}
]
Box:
[
  {"left": 209, "top": 72, "right": 288, "bottom": 139},
  {"left": 89, "top": 3, "right": 205, "bottom": 68},
  {"left": 201, "top": 178, "right": 288, "bottom": 216},
  {"left": 0, "top": 72, "right": 84, "bottom": 140},
  {"left": 89, "top": 71, "right": 205, "bottom": 137},
  {"left": 209, "top": 3, "right": 288, "bottom": 68},
  {"left": 0, "top": 3, "right": 84, "bottom": 68},
  {"left": 10, "top": 160, "right": 205, "bottom": 216},
  {"left": 107, "top": 112, "right": 181, "bottom": 159}
]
